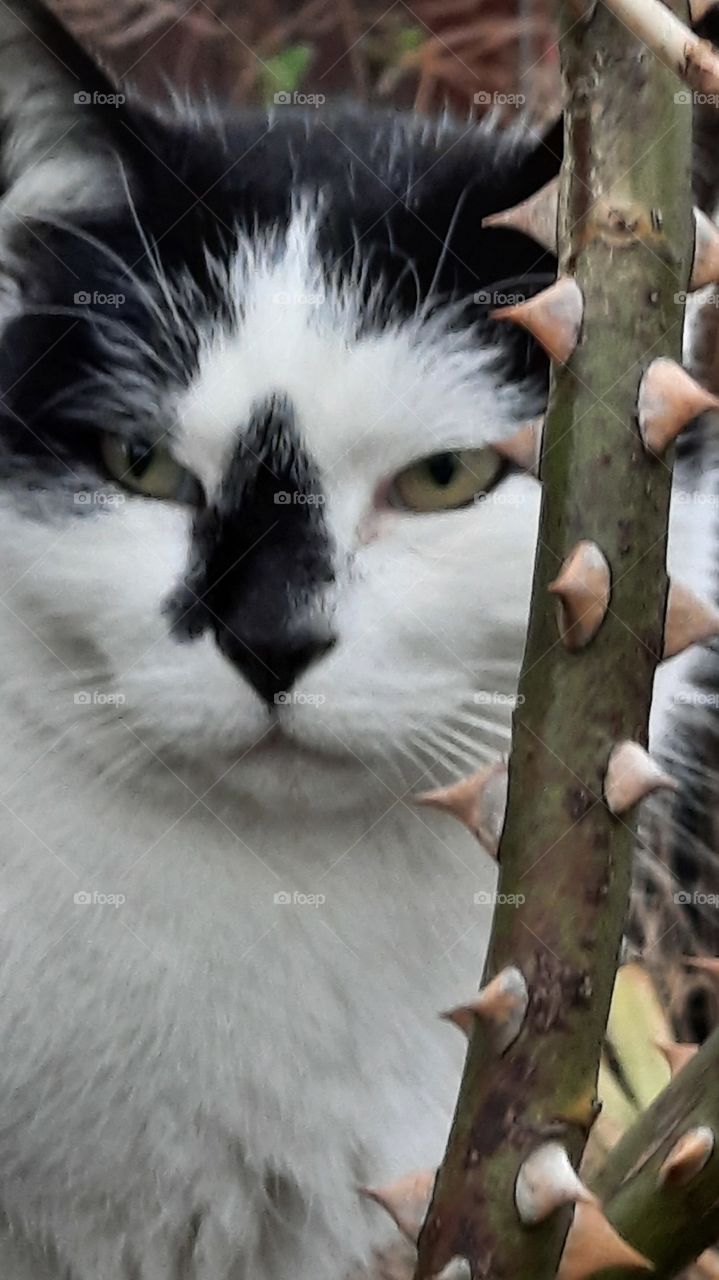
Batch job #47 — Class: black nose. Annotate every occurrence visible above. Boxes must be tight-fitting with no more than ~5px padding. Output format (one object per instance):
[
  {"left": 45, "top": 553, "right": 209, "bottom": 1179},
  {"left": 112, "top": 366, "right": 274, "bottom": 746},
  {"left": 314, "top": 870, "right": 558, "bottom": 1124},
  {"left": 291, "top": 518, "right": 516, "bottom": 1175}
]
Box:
[{"left": 218, "top": 625, "right": 336, "bottom": 706}]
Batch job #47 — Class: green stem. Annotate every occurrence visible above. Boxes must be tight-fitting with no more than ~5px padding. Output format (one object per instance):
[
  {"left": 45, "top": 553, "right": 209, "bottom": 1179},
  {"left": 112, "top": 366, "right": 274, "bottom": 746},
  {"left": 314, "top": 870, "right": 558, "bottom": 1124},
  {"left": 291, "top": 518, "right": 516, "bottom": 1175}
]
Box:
[
  {"left": 415, "top": 2, "right": 693, "bottom": 1276},
  {"left": 591, "top": 1027, "right": 719, "bottom": 1278}
]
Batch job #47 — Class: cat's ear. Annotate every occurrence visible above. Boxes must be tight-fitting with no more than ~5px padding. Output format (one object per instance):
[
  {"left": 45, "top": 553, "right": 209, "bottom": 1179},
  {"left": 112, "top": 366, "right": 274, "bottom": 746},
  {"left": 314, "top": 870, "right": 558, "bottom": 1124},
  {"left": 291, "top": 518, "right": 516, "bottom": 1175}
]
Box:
[{"left": 0, "top": 0, "right": 135, "bottom": 223}]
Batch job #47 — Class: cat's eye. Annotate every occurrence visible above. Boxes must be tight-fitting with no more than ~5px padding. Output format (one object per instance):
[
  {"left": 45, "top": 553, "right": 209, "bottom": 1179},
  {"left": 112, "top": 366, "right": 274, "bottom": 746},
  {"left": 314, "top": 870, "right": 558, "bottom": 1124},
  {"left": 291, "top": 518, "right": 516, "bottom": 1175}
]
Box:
[
  {"left": 390, "top": 448, "right": 504, "bottom": 513},
  {"left": 100, "top": 435, "right": 200, "bottom": 504}
]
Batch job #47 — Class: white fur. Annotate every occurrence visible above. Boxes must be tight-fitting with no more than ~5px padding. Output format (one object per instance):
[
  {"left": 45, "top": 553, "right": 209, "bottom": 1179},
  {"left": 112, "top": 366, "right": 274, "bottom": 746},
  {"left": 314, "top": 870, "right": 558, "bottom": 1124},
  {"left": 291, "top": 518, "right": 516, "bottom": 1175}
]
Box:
[
  {"left": 0, "top": 159, "right": 713, "bottom": 1280},
  {"left": 173, "top": 213, "right": 526, "bottom": 498},
  {"left": 0, "top": 214, "right": 540, "bottom": 1278}
]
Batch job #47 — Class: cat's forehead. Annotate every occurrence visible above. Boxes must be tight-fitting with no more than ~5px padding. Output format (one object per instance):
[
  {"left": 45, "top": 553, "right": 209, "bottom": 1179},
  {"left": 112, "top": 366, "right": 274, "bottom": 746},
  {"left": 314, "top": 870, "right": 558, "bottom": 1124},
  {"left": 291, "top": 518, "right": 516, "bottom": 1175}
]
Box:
[{"left": 171, "top": 212, "right": 524, "bottom": 495}]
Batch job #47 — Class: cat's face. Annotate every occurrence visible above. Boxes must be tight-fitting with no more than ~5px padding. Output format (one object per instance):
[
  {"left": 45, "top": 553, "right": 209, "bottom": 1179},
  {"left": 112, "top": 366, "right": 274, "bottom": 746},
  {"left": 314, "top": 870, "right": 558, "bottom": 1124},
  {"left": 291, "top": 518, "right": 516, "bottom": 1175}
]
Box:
[{"left": 0, "top": 1, "right": 558, "bottom": 805}]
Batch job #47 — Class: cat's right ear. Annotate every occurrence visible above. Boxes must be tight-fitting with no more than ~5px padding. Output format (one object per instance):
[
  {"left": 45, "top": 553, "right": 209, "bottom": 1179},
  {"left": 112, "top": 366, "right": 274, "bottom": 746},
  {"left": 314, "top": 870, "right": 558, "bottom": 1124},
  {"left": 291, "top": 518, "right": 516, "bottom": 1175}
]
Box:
[{"left": 0, "top": 0, "right": 137, "bottom": 225}]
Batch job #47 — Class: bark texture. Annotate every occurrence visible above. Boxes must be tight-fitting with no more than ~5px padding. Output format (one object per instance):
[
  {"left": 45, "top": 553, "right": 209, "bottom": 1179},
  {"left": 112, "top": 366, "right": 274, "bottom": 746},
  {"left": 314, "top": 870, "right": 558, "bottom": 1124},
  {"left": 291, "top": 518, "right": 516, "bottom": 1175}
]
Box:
[{"left": 415, "top": 2, "right": 694, "bottom": 1276}]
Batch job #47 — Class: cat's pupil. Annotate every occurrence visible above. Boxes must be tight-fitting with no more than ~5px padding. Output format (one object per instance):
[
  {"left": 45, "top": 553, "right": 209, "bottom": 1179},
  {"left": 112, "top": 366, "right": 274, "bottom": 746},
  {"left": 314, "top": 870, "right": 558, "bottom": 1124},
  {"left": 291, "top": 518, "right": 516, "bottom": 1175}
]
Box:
[
  {"left": 127, "top": 442, "right": 153, "bottom": 478},
  {"left": 427, "top": 452, "right": 458, "bottom": 487}
]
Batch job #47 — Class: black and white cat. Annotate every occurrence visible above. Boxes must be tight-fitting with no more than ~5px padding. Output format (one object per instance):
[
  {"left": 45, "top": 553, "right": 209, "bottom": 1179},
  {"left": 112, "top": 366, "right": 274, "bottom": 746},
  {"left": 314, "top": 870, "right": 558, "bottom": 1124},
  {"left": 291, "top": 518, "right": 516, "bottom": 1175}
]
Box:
[{"left": 0, "top": 3, "right": 714, "bottom": 1277}]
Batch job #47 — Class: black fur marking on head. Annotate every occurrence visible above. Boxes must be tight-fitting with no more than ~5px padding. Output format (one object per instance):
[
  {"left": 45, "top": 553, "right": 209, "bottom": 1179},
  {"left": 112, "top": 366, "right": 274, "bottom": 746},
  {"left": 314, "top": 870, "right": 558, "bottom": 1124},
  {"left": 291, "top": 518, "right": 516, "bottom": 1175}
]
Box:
[
  {"left": 167, "top": 394, "right": 336, "bottom": 705},
  {"left": 0, "top": 2, "right": 562, "bottom": 538},
  {"left": 0, "top": 25, "right": 562, "bottom": 495}
]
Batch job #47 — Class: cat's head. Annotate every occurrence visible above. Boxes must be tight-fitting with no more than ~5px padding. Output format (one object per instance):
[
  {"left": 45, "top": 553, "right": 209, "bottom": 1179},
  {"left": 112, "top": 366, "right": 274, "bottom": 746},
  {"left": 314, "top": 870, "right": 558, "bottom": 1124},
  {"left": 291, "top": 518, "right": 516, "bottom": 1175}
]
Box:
[{"left": 0, "top": 0, "right": 560, "bottom": 805}]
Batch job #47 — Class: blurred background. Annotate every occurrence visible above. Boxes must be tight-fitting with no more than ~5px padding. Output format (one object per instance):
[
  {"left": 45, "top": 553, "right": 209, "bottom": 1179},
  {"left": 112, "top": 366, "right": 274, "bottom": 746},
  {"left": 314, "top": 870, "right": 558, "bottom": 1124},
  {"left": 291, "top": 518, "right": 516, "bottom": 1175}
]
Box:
[{"left": 50, "top": 0, "right": 559, "bottom": 123}]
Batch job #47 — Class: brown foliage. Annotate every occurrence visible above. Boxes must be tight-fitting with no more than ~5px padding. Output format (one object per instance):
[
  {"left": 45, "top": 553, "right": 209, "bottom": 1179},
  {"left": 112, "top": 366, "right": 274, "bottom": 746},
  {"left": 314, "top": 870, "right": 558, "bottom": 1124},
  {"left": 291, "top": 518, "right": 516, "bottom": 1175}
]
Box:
[{"left": 51, "top": 0, "right": 559, "bottom": 120}]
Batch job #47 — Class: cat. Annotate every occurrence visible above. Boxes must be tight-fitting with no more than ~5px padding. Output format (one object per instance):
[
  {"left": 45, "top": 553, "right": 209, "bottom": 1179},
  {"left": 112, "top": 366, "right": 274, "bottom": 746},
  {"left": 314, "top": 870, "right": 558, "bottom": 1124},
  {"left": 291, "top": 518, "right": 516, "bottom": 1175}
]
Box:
[{"left": 0, "top": 2, "right": 714, "bottom": 1278}]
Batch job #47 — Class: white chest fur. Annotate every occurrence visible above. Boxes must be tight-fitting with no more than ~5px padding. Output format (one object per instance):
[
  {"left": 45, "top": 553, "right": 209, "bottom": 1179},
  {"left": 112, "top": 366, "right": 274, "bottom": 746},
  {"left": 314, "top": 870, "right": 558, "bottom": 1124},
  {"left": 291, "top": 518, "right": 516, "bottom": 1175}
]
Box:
[{"left": 0, "top": 701, "right": 495, "bottom": 1279}]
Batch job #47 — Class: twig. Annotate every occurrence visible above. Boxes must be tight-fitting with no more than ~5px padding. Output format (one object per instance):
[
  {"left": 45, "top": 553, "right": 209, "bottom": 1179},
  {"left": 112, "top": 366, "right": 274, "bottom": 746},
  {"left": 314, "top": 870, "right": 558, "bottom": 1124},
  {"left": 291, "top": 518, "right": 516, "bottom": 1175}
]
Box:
[{"left": 600, "top": 0, "right": 719, "bottom": 94}]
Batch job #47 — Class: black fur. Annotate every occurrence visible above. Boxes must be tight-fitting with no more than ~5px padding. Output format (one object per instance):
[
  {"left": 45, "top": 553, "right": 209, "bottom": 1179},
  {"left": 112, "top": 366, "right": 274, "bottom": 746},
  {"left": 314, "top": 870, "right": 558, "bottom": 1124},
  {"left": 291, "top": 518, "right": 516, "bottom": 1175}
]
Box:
[
  {"left": 167, "top": 395, "right": 336, "bottom": 703},
  {"left": 0, "top": 0, "right": 561, "bottom": 700},
  {"left": 0, "top": 90, "right": 561, "bottom": 486}
]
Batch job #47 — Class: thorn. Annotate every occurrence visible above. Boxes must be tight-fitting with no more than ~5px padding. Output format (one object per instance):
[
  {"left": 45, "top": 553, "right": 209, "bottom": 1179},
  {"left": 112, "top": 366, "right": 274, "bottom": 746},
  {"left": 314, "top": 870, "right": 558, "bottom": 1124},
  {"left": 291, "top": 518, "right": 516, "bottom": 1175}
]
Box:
[
  {"left": 557, "top": 1200, "right": 654, "bottom": 1279},
  {"left": 491, "top": 277, "right": 583, "bottom": 364},
  {"left": 655, "top": 1038, "right": 699, "bottom": 1077},
  {"left": 691, "top": 209, "right": 719, "bottom": 290},
  {"left": 414, "top": 763, "right": 507, "bottom": 856},
  {"left": 664, "top": 581, "right": 719, "bottom": 658},
  {"left": 695, "top": 1249, "right": 719, "bottom": 1279},
  {"left": 604, "top": 742, "right": 678, "bottom": 816},
  {"left": 359, "top": 1169, "right": 435, "bottom": 1244},
  {"left": 442, "top": 966, "right": 529, "bottom": 1053},
  {"left": 515, "top": 1142, "right": 595, "bottom": 1226},
  {"left": 690, "top": 0, "right": 719, "bottom": 21},
  {"left": 638, "top": 359, "right": 719, "bottom": 456},
  {"left": 659, "top": 1126, "right": 714, "bottom": 1187},
  {"left": 493, "top": 417, "right": 543, "bottom": 476},
  {"left": 482, "top": 178, "right": 559, "bottom": 253},
  {"left": 548, "top": 541, "right": 611, "bottom": 651}
]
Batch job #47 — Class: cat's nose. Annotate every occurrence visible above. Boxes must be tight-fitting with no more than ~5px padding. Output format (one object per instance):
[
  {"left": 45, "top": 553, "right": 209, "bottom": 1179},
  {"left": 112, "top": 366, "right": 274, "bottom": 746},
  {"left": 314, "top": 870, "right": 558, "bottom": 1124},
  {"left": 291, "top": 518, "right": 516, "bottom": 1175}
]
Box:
[{"left": 218, "top": 625, "right": 337, "bottom": 707}]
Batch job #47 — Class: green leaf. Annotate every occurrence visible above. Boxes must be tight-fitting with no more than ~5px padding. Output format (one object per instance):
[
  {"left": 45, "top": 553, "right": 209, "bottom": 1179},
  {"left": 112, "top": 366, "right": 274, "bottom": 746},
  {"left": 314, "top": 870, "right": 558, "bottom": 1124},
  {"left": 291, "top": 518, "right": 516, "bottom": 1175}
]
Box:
[
  {"left": 260, "top": 44, "right": 313, "bottom": 101},
  {"left": 395, "top": 25, "right": 424, "bottom": 54}
]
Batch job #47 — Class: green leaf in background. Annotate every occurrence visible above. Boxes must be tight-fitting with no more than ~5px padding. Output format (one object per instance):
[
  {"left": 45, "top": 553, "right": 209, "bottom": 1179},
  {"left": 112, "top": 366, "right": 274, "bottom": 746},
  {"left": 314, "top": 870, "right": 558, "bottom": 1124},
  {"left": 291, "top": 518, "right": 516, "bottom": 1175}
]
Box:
[
  {"left": 394, "top": 25, "right": 424, "bottom": 55},
  {"left": 260, "top": 44, "right": 313, "bottom": 102}
]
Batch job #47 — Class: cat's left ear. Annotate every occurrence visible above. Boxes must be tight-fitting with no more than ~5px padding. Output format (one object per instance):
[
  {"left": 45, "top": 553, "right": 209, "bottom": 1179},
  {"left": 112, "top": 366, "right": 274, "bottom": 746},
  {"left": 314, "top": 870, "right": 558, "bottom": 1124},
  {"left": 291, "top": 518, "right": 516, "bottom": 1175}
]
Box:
[{"left": 0, "top": 0, "right": 138, "bottom": 223}]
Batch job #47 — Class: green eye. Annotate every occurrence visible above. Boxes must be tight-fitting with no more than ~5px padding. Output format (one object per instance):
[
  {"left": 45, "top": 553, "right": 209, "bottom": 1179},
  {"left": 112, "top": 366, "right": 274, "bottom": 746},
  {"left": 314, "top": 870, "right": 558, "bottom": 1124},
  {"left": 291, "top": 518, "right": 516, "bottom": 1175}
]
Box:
[
  {"left": 391, "top": 448, "right": 504, "bottom": 513},
  {"left": 101, "top": 435, "right": 199, "bottom": 503}
]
